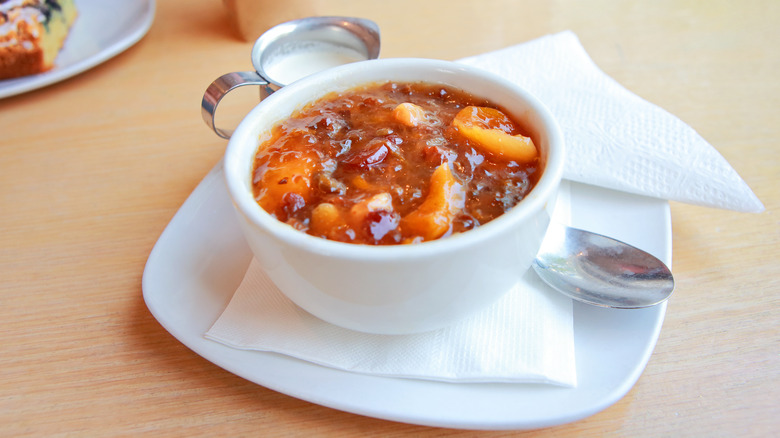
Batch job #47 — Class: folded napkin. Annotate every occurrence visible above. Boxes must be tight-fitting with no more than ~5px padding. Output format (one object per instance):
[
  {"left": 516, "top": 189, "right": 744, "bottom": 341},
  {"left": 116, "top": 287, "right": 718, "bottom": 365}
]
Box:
[
  {"left": 206, "top": 259, "right": 575, "bottom": 385},
  {"left": 459, "top": 30, "right": 763, "bottom": 212},
  {"left": 207, "top": 182, "right": 575, "bottom": 386}
]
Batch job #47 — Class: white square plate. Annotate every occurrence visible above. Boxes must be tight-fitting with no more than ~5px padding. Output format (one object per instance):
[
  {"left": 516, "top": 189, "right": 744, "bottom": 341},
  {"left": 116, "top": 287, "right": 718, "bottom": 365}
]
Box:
[{"left": 143, "top": 162, "right": 670, "bottom": 430}]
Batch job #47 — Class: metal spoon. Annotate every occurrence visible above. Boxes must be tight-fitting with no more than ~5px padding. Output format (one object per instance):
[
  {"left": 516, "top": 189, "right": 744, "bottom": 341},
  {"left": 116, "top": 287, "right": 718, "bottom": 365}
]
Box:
[{"left": 533, "top": 223, "right": 674, "bottom": 308}]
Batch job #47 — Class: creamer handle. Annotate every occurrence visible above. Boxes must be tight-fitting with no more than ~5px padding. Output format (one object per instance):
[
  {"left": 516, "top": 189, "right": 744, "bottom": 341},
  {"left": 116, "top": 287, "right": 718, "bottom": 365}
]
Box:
[{"left": 201, "top": 71, "right": 270, "bottom": 139}]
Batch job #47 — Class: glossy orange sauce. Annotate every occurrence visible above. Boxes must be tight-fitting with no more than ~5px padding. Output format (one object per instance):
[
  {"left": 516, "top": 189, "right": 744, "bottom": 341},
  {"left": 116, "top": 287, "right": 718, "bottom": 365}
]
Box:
[{"left": 251, "top": 81, "right": 541, "bottom": 245}]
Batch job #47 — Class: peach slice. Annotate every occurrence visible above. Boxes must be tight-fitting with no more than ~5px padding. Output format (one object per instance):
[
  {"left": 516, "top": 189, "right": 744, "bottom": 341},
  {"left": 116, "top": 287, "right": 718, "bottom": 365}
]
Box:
[
  {"left": 255, "top": 149, "right": 319, "bottom": 215},
  {"left": 452, "top": 106, "right": 537, "bottom": 163},
  {"left": 392, "top": 102, "right": 426, "bottom": 127},
  {"left": 400, "top": 163, "right": 465, "bottom": 241}
]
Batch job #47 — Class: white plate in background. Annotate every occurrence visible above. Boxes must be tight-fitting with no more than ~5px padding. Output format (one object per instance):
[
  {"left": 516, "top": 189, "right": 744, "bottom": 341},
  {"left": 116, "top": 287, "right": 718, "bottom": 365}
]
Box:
[{"left": 0, "top": 0, "right": 155, "bottom": 99}]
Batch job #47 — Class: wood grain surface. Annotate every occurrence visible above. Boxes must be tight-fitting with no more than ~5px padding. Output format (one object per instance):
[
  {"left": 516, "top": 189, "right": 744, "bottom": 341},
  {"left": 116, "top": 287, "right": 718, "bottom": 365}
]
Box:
[{"left": 1, "top": 0, "right": 777, "bottom": 436}]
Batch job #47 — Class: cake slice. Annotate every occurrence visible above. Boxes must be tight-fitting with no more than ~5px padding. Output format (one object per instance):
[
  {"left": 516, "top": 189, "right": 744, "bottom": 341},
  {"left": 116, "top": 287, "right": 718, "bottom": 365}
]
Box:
[{"left": 0, "top": 0, "right": 78, "bottom": 80}]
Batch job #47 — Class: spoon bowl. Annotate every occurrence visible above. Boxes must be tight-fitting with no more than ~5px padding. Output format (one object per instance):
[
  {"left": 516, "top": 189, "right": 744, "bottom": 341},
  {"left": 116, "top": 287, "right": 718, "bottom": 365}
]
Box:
[{"left": 533, "top": 223, "right": 674, "bottom": 308}]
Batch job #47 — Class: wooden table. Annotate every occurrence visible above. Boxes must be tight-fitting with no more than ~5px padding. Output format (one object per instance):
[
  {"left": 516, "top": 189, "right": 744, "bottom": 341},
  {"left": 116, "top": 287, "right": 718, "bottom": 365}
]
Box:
[{"left": 2, "top": 0, "right": 777, "bottom": 435}]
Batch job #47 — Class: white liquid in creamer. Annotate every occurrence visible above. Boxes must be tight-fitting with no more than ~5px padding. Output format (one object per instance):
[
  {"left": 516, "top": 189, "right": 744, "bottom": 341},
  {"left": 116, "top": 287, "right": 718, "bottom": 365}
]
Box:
[{"left": 263, "top": 43, "right": 368, "bottom": 86}]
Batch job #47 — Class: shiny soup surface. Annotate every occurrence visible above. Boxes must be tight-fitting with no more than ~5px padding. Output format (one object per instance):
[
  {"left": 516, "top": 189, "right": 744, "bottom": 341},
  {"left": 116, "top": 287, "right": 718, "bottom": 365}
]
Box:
[{"left": 251, "top": 81, "right": 541, "bottom": 245}]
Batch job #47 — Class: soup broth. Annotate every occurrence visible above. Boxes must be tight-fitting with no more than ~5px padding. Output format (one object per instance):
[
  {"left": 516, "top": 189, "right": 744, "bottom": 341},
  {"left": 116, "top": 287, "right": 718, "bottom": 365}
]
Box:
[{"left": 251, "top": 81, "right": 541, "bottom": 245}]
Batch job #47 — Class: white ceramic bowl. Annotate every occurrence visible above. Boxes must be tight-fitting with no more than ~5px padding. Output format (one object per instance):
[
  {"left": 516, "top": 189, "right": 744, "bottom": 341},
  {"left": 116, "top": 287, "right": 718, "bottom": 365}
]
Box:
[{"left": 224, "top": 58, "right": 565, "bottom": 334}]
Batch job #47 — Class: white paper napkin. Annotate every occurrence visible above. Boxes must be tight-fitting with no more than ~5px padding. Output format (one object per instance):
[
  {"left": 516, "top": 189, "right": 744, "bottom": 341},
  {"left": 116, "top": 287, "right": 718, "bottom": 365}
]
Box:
[
  {"left": 206, "top": 259, "right": 576, "bottom": 385},
  {"left": 206, "top": 182, "right": 576, "bottom": 386},
  {"left": 458, "top": 30, "right": 763, "bottom": 212}
]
